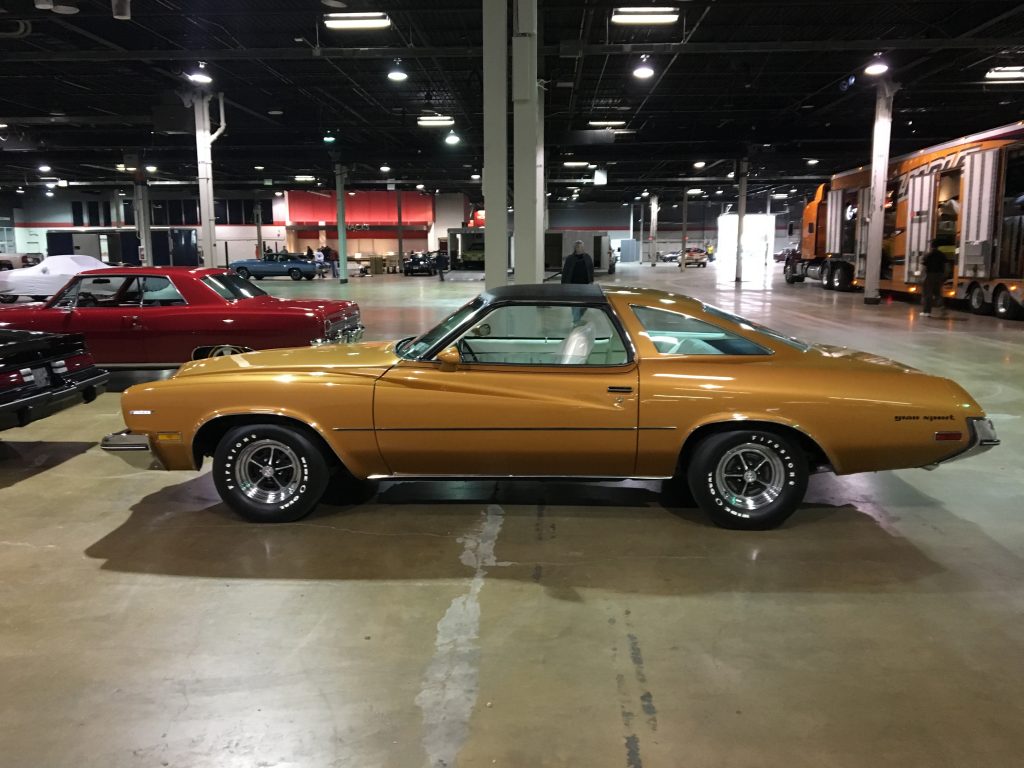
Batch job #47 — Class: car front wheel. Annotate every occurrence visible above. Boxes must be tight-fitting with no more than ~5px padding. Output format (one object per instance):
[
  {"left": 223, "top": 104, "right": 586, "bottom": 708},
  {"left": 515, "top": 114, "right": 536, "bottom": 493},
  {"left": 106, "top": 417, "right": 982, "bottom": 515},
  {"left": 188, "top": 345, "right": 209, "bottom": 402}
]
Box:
[
  {"left": 289, "top": 268, "right": 303, "bottom": 281},
  {"left": 687, "top": 430, "right": 808, "bottom": 530},
  {"left": 213, "top": 424, "right": 331, "bottom": 523}
]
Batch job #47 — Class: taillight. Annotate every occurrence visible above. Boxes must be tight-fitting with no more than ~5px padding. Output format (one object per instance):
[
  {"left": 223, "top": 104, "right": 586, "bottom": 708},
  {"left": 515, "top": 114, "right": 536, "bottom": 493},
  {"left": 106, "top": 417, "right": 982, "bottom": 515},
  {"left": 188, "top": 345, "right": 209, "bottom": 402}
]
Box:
[
  {"left": 1, "top": 370, "right": 24, "bottom": 392},
  {"left": 934, "top": 431, "right": 963, "bottom": 442},
  {"left": 52, "top": 352, "right": 95, "bottom": 375}
]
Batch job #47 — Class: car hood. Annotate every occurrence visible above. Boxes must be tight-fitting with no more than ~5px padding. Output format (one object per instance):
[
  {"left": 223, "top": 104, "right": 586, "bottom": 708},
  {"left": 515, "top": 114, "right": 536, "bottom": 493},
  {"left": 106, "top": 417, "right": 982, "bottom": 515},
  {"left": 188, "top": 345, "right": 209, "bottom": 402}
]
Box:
[
  {"left": 803, "top": 344, "right": 922, "bottom": 374},
  {"left": 174, "top": 340, "right": 399, "bottom": 378}
]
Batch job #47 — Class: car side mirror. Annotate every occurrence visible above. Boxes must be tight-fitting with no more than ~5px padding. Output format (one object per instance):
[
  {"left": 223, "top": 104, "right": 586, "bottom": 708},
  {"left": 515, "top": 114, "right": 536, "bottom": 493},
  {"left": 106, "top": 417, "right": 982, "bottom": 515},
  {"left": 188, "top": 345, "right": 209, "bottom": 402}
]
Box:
[
  {"left": 54, "top": 298, "right": 75, "bottom": 312},
  {"left": 436, "top": 345, "right": 462, "bottom": 371}
]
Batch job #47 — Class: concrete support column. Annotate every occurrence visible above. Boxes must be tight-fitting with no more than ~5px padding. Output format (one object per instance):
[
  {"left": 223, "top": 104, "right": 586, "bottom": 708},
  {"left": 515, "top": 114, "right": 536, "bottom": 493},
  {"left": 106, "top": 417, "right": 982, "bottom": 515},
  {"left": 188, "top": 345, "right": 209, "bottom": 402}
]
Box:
[
  {"left": 864, "top": 79, "right": 898, "bottom": 305},
  {"left": 638, "top": 200, "right": 645, "bottom": 261},
  {"left": 254, "top": 197, "right": 264, "bottom": 258},
  {"left": 680, "top": 196, "right": 689, "bottom": 254},
  {"left": 396, "top": 190, "right": 405, "bottom": 260},
  {"left": 735, "top": 158, "right": 749, "bottom": 283},
  {"left": 628, "top": 203, "right": 634, "bottom": 241},
  {"left": 649, "top": 194, "right": 659, "bottom": 262},
  {"left": 335, "top": 163, "right": 349, "bottom": 284},
  {"left": 512, "top": 0, "right": 544, "bottom": 284},
  {"left": 192, "top": 91, "right": 225, "bottom": 269},
  {"left": 132, "top": 181, "right": 152, "bottom": 266},
  {"left": 483, "top": 0, "right": 509, "bottom": 289}
]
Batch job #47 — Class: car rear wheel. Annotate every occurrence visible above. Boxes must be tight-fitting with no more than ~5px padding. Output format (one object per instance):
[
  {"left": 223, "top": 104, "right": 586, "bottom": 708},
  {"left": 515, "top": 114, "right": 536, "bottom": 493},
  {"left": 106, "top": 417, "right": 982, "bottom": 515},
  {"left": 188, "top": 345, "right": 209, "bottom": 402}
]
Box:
[
  {"left": 0, "top": 295, "right": 17, "bottom": 304},
  {"left": 969, "top": 283, "right": 992, "bottom": 315},
  {"left": 208, "top": 345, "right": 249, "bottom": 357},
  {"left": 686, "top": 430, "right": 808, "bottom": 530},
  {"left": 213, "top": 424, "right": 330, "bottom": 523},
  {"left": 235, "top": 267, "right": 251, "bottom": 280},
  {"left": 820, "top": 263, "right": 834, "bottom": 290},
  {"left": 304, "top": 274, "right": 315, "bottom": 281},
  {"left": 289, "top": 268, "right": 303, "bottom": 281},
  {"left": 994, "top": 286, "right": 1022, "bottom": 320}
]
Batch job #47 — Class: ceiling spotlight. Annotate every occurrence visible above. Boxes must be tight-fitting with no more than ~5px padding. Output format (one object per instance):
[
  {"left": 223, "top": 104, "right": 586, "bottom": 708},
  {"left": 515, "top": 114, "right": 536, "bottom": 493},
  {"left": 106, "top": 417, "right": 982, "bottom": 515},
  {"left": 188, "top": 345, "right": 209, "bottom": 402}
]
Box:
[
  {"left": 864, "top": 55, "right": 889, "bottom": 77},
  {"left": 0, "top": 123, "right": 7, "bottom": 129},
  {"left": 416, "top": 183, "right": 425, "bottom": 190},
  {"left": 51, "top": 1, "right": 80, "bottom": 14},
  {"left": 470, "top": 173, "right": 481, "bottom": 180},
  {"left": 789, "top": 187, "right": 797, "bottom": 193},
  {"left": 45, "top": 182, "right": 58, "bottom": 189},
  {"left": 633, "top": 55, "right": 655, "bottom": 80},
  {"left": 274, "top": 191, "right": 284, "bottom": 197},
  {"left": 641, "top": 190, "right": 650, "bottom": 197},
  {"left": 267, "top": 109, "right": 284, "bottom": 116},
  {"left": 715, "top": 189, "right": 723, "bottom": 195},
  {"left": 387, "top": 59, "right": 408, "bottom": 82},
  {"left": 806, "top": 158, "right": 819, "bottom": 166},
  {"left": 187, "top": 62, "right": 213, "bottom": 84},
  {"left": 323, "top": 11, "right": 391, "bottom": 30},
  {"left": 117, "top": 190, "right": 126, "bottom": 196},
  {"left": 727, "top": 171, "right": 735, "bottom": 178},
  {"left": 254, "top": 165, "right": 265, "bottom": 171},
  {"left": 45, "top": 191, "right": 55, "bottom": 197},
  {"left": 611, "top": 7, "right": 679, "bottom": 25},
  {"left": 347, "top": 191, "right": 356, "bottom": 196},
  {"left": 588, "top": 120, "right": 626, "bottom": 127},
  {"left": 693, "top": 161, "right": 706, "bottom": 169},
  {"left": 622, "top": 202, "right": 628, "bottom": 206},
  {"left": 16, "top": 188, "right": 25, "bottom": 194},
  {"left": 772, "top": 193, "right": 788, "bottom": 200},
  {"left": 687, "top": 188, "right": 703, "bottom": 195},
  {"left": 563, "top": 160, "right": 589, "bottom": 167},
  {"left": 444, "top": 130, "right": 461, "bottom": 145},
  {"left": 38, "top": 165, "right": 52, "bottom": 173},
  {"left": 634, "top": 196, "right": 641, "bottom": 200},
  {"left": 418, "top": 114, "right": 454, "bottom": 127},
  {"left": 379, "top": 165, "right": 391, "bottom": 173},
  {"left": 323, "top": 134, "right": 336, "bottom": 143},
  {"left": 112, "top": 0, "right": 131, "bottom": 20},
  {"left": 145, "top": 165, "right": 157, "bottom": 172},
  {"left": 126, "top": 166, "right": 136, "bottom": 172},
  {"left": 116, "top": 163, "right": 126, "bottom": 171}
]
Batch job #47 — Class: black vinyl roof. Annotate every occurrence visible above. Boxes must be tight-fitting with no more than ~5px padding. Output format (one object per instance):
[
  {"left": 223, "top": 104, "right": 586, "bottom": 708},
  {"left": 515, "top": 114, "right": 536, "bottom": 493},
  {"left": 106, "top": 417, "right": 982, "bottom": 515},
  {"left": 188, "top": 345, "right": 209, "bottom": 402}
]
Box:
[{"left": 483, "top": 283, "right": 606, "bottom": 305}]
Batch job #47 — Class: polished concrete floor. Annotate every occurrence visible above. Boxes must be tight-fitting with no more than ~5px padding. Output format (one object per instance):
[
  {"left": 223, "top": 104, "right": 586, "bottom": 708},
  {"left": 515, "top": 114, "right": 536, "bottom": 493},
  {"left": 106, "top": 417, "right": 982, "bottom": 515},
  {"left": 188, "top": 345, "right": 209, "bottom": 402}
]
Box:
[{"left": 1, "top": 261, "right": 1022, "bottom": 767}]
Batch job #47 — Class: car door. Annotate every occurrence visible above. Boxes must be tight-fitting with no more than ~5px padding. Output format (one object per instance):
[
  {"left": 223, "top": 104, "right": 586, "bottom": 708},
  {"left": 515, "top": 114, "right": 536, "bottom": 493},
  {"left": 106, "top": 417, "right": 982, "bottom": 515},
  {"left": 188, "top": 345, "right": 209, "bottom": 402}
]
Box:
[
  {"left": 51, "top": 274, "right": 145, "bottom": 364},
  {"left": 374, "top": 303, "right": 640, "bottom": 476},
  {"left": 131, "top": 275, "right": 191, "bottom": 365}
]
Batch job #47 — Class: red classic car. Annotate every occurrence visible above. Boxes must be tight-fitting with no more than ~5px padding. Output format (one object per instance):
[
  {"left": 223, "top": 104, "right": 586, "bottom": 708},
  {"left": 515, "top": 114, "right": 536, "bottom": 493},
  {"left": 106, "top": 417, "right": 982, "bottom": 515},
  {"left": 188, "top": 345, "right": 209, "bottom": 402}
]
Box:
[{"left": 0, "top": 267, "right": 363, "bottom": 368}]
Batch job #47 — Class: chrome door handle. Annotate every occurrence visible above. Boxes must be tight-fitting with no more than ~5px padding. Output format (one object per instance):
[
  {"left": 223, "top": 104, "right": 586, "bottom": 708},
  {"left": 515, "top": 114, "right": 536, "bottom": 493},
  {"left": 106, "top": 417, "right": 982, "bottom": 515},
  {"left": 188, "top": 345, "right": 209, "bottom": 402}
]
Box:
[{"left": 607, "top": 386, "right": 633, "bottom": 393}]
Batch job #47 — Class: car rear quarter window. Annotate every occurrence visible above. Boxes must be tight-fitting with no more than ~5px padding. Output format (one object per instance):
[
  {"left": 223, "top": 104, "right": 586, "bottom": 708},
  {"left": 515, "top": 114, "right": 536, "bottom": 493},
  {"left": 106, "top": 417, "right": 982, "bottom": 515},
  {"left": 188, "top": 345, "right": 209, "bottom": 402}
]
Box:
[
  {"left": 202, "top": 274, "right": 267, "bottom": 300},
  {"left": 631, "top": 305, "right": 772, "bottom": 356}
]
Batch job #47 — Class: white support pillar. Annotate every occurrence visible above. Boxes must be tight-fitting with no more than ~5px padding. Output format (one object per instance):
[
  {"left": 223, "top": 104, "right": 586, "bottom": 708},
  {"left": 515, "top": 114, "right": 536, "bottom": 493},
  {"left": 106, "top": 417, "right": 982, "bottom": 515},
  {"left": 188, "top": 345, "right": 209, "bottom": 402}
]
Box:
[
  {"left": 335, "top": 163, "right": 349, "bottom": 284},
  {"left": 735, "top": 159, "right": 749, "bottom": 283},
  {"left": 649, "top": 194, "right": 659, "bottom": 263},
  {"left": 680, "top": 196, "right": 689, "bottom": 254},
  {"left": 192, "top": 91, "right": 226, "bottom": 269},
  {"left": 483, "top": 0, "right": 509, "bottom": 289},
  {"left": 864, "top": 79, "right": 898, "bottom": 305},
  {"left": 133, "top": 180, "right": 152, "bottom": 266},
  {"left": 628, "top": 203, "right": 634, "bottom": 240},
  {"left": 512, "top": 0, "right": 543, "bottom": 284},
  {"left": 638, "top": 200, "right": 645, "bottom": 261}
]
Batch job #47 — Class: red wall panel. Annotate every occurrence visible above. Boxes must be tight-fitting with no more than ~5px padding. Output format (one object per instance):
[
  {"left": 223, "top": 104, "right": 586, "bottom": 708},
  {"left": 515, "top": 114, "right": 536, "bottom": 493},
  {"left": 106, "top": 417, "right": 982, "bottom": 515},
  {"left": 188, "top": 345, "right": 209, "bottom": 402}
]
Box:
[{"left": 286, "top": 191, "right": 434, "bottom": 226}]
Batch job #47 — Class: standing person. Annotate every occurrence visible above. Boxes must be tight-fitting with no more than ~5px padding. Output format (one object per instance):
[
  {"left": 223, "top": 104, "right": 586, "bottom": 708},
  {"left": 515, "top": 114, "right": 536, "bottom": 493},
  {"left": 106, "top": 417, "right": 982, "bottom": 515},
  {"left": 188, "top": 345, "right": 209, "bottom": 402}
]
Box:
[
  {"left": 324, "top": 245, "right": 339, "bottom": 278},
  {"left": 305, "top": 246, "right": 315, "bottom": 260},
  {"left": 921, "top": 239, "right": 948, "bottom": 317},
  {"left": 436, "top": 251, "right": 447, "bottom": 282},
  {"left": 561, "top": 240, "right": 594, "bottom": 285},
  {"left": 314, "top": 246, "right": 326, "bottom": 278}
]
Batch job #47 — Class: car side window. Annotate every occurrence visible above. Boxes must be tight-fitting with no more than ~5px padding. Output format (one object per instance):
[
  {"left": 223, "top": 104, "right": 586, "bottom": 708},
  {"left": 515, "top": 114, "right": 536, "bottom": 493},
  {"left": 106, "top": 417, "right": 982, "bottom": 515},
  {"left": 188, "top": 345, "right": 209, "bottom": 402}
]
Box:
[
  {"left": 64, "top": 275, "right": 136, "bottom": 309},
  {"left": 141, "top": 276, "right": 187, "bottom": 307},
  {"left": 631, "top": 305, "right": 771, "bottom": 356},
  {"left": 451, "top": 304, "right": 629, "bottom": 366}
]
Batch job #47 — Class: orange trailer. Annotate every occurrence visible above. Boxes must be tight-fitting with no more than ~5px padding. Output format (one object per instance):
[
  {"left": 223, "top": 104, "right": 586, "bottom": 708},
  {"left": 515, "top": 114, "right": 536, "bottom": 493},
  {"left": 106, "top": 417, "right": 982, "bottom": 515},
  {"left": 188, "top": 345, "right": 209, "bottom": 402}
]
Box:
[{"left": 785, "top": 121, "right": 1024, "bottom": 319}]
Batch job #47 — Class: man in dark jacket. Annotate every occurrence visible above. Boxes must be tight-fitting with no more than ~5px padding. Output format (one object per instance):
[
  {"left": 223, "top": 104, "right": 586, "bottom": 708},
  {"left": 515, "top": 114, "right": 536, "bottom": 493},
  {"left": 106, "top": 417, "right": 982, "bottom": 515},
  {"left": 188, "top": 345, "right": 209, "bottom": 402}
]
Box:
[
  {"left": 561, "top": 240, "right": 594, "bottom": 284},
  {"left": 921, "top": 240, "right": 948, "bottom": 317}
]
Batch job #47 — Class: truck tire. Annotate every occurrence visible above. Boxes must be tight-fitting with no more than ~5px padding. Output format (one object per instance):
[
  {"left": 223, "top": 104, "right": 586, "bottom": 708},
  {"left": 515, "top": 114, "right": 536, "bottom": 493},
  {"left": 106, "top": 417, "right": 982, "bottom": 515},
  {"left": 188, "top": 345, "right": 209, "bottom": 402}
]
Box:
[
  {"left": 994, "top": 286, "right": 1023, "bottom": 320},
  {"left": 783, "top": 260, "right": 804, "bottom": 284},
  {"left": 968, "top": 283, "right": 992, "bottom": 315},
  {"left": 832, "top": 262, "right": 853, "bottom": 291},
  {"left": 820, "top": 262, "right": 834, "bottom": 290}
]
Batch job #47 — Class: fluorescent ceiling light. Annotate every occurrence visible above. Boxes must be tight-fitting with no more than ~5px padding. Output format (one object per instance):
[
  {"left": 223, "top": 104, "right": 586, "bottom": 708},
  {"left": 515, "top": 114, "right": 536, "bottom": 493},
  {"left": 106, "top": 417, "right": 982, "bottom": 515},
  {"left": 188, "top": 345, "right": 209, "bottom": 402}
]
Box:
[
  {"left": 323, "top": 134, "right": 336, "bottom": 143},
  {"left": 0, "top": 123, "right": 7, "bottom": 129},
  {"left": 588, "top": 120, "right": 626, "bottom": 127},
  {"left": 687, "top": 188, "right": 703, "bottom": 195},
  {"left": 612, "top": 7, "right": 679, "bottom": 25},
  {"left": 254, "top": 165, "right": 265, "bottom": 170},
  {"left": 324, "top": 12, "right": 391, "bottom": 30},
  {"left": 563, "top": 161, "right": 589, "bottom": 167},
  {"left": 145, "top": 165, "right": 157, "bottom": 172},
  {"left": 116, "top": 163, "right": 126, "bottom": 171},
  {"left": 418, "top": 115, "right": 454, "bottom": 127},
  {"left": 986, "top": 66, "right": 1024, "bottom": 80},
  {"left": 772, "top": 193, "right": 788, "bottom": 199},
  {"left": 267, "top": 109, "right": 284, "bottom": 116},
  {"left": 379, "top": 165, "right": 391, "bottom": 172},
  {"left": 294, "top": 174, "right": 316, "bottom": 182}
]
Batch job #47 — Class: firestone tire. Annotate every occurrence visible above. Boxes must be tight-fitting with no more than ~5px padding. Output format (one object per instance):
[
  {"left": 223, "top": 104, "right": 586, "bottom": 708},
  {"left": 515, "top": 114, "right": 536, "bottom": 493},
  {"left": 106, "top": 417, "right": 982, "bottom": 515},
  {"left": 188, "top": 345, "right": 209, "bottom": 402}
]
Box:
[
  {"left": 213, "top": 424, "right": 331, "bottom": 523},
  {"left": 289, "top": 269, "right": 303, "bottom": 281},
  {"left": 235, "top": 267, "right": 251, "bottom": 280},
  {"left": 686, "top": 430, "right": 809, "bottom": 530}
]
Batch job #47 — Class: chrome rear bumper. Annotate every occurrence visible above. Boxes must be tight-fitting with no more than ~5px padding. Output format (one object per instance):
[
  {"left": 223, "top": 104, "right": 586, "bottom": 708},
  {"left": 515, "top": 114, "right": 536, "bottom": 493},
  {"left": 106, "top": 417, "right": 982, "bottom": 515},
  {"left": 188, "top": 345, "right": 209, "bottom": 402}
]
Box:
[
  {"left": 924, "top": 417, "right": 1000, "bottom": 469},
  {"left": 100, "top": 430, "right": 164, "bottom": 470}
]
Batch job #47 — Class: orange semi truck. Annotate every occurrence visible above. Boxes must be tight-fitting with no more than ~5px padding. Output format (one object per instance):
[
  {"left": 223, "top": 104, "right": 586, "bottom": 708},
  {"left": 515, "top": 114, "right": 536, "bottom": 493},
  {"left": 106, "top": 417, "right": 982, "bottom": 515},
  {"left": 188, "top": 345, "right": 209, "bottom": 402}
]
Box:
[{"left": 784, "top": 121, "right": 1024, "bottom": 319}]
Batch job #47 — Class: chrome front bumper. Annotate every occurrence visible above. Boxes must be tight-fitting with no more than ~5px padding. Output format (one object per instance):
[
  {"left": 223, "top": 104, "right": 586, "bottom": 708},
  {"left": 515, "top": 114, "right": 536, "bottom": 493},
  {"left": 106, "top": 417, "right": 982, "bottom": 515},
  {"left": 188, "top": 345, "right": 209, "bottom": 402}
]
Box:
[
  {"left": 925, "top": 417, "right": 1000, "bottom": 469},
  {"left": 311, "top": 323, "right": 365, "bottom": 346},
  {"left": 100, "top": 430, "right": 164, "bottom": 470}
]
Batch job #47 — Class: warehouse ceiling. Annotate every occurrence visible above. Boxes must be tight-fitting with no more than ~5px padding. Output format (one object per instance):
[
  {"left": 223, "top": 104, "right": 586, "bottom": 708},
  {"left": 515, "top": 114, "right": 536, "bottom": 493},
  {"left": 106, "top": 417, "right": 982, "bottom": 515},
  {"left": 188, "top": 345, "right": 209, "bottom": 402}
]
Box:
[{"left": 1, "top": 0, "right": 1023, "bottom": 208}]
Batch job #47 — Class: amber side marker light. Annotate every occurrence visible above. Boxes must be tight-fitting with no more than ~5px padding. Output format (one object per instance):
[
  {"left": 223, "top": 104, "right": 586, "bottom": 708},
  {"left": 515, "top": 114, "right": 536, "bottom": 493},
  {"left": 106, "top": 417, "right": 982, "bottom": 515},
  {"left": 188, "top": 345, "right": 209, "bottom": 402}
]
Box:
[
  {"left": 934, "top": 432, "right": 963, "bottom": 442},
  {"left": 156, "top": 432, "right": 183, "bottom": 443}
]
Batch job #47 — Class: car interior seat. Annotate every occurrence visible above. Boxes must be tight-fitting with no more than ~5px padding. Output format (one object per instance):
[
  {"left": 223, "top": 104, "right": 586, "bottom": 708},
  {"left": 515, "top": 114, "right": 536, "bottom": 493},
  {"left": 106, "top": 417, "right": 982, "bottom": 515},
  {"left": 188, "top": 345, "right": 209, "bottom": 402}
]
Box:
[{"left": 558, "top": 322, "right": 596, "bottom": 364}]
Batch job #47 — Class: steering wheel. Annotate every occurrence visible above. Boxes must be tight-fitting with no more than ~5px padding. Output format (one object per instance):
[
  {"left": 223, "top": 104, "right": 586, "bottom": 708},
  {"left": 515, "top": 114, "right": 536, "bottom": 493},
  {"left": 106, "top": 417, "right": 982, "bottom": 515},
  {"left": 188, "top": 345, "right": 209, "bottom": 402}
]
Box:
[
  {"left": 457, "top": 339, "right": 480, "bottom": 363},
  {"left": 76, "top": 292, "right": 98, "bottom": 308}
]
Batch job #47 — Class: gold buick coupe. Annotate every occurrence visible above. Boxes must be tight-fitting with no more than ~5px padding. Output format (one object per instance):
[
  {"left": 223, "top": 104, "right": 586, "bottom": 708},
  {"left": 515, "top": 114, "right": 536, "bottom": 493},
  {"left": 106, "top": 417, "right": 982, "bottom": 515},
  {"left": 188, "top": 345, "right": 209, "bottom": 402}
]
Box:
[{"left": 102, "top": 284, "right": 998, "bottom": 530}]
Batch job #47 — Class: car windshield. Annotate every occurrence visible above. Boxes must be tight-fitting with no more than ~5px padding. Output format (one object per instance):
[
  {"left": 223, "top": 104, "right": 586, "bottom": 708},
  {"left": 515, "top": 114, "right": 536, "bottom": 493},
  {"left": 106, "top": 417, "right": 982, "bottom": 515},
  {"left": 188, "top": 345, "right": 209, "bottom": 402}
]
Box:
[
  {"left": 702, "top": 304, "right": 811, "bottom": 352},
  {"left": 397, "top": 297, "right": 485, "bottom": 359},
  {"left": 202, "top": 274, "right": 267, "bottom": 300}
]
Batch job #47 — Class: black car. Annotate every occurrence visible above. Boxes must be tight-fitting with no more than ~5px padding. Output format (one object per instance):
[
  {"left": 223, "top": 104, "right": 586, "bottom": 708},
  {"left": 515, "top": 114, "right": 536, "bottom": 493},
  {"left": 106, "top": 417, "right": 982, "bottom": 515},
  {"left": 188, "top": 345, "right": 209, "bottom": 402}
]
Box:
[
  {"left": 1, "top": 330, "right": 109, "bottom": 431},
  {"left": 403, "top": 252, "right": 436, "bottom": 276}
]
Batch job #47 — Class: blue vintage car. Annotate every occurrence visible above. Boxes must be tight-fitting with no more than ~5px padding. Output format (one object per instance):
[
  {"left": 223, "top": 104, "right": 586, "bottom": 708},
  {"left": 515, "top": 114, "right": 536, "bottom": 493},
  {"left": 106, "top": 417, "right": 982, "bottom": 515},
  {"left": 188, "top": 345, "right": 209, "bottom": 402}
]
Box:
[{"left": 229, "top": 253, "right": 318, "bottom": 281}]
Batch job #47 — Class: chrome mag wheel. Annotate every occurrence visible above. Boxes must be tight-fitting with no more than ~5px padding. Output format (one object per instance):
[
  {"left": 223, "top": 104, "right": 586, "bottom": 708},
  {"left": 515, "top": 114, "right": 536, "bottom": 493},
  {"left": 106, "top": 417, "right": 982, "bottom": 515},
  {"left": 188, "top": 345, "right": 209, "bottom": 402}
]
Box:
[
  {"left": 234, "top": 439, "right": 302, "bottom": 505},
  {"left": 713, "top": 443, "right": 786, "bottom": 511}
]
